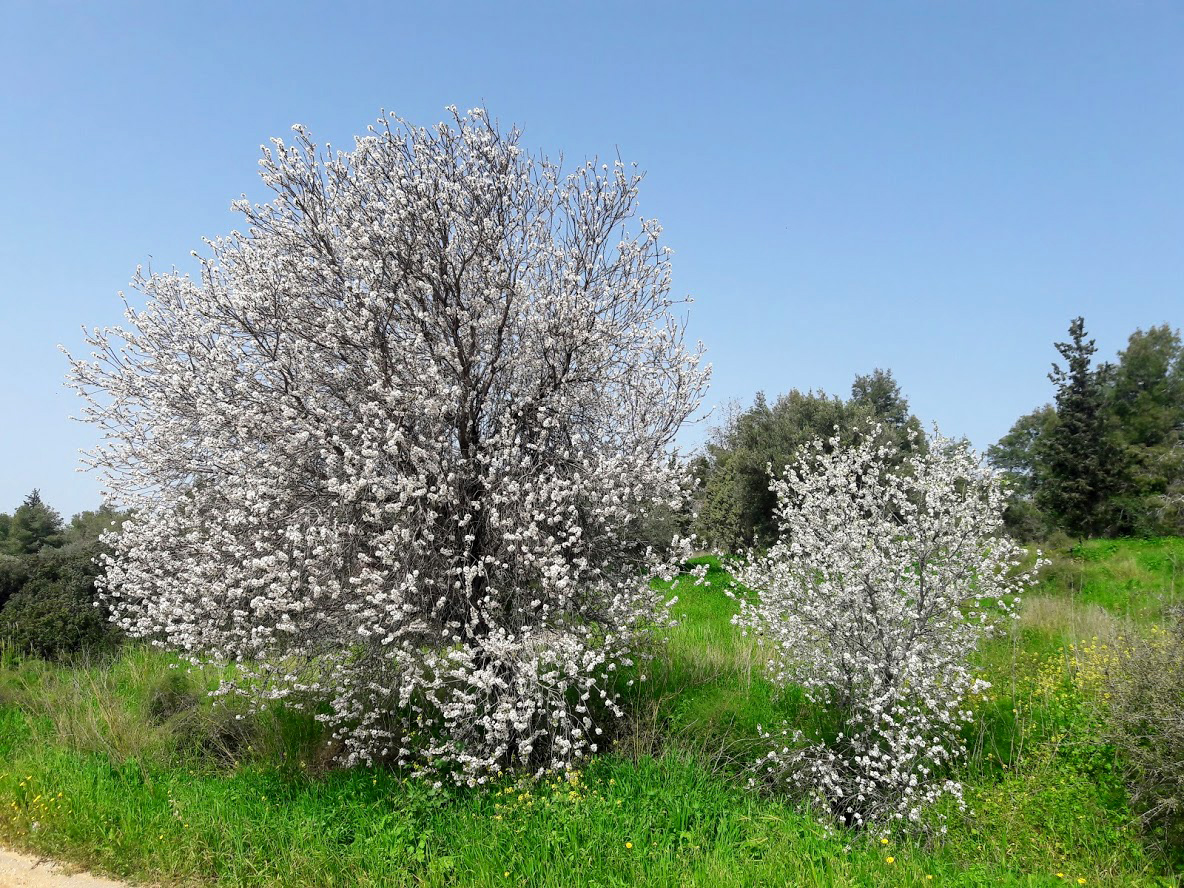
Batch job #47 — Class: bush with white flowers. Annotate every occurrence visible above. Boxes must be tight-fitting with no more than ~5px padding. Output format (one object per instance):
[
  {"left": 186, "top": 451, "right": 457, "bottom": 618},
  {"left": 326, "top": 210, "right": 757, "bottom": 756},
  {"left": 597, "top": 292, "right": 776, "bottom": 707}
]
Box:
[
  {"left": 66, "top": 107, "right": 709, "bottom": 782},
  {"left": 734, "top": 430, "right": 1040, "bottom": 828}
]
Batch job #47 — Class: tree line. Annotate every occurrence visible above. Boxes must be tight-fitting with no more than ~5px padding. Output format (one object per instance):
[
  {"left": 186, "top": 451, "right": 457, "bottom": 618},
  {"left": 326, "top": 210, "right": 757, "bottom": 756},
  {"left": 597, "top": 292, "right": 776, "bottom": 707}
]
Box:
[
  {"left": 989, "top": 317, "right": 1184, "bottom": 540},
  {"left": 0, "top": 490, "right": 126, "bottom": 657},
  {"left": 690, "top": 368, "right": 924, "bottom": 550},
  {"left": 692, "top": 317, "right": 1183, "bottom": 548}
]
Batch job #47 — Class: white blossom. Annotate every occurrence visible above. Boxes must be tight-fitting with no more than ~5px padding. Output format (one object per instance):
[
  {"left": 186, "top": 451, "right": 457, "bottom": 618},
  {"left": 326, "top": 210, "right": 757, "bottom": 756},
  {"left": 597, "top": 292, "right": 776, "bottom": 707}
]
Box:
[
  {"left": 65, "top": 107, "right": 709, "bottom": 783},
  {"left": 735, "top": 427, "right": 1043, "bottom": 828}
]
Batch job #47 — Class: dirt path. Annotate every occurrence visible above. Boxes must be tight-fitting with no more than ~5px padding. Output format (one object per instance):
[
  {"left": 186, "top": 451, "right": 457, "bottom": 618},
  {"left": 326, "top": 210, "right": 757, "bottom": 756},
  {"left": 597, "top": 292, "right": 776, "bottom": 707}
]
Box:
[{"left": 0, "top": 850, "right": 131, "bottom": 888}]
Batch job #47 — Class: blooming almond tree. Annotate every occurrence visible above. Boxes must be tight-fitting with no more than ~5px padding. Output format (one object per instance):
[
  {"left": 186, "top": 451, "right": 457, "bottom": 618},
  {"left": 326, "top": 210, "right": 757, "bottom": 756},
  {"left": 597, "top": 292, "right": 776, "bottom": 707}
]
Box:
[
  {"left": 734, "top": 429, "right": 1040, "bottom": 828},
  {"left": 66, "top": 107, "right": 709, "bottom": 782}
]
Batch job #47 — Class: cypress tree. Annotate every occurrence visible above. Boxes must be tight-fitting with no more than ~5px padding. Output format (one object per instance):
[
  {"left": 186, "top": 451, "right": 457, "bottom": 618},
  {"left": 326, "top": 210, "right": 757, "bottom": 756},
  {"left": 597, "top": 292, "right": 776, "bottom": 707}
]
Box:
[{"left": 1037, "top": 317, "right": 1123, "bottom": 536}]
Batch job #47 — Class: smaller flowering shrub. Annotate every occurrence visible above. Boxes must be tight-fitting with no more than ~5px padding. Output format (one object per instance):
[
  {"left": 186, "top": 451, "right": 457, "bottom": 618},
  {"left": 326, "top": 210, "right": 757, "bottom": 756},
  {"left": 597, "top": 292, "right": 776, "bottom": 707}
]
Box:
[{"left": 734, "top": 429, "right": 1042, "bottom": 829}]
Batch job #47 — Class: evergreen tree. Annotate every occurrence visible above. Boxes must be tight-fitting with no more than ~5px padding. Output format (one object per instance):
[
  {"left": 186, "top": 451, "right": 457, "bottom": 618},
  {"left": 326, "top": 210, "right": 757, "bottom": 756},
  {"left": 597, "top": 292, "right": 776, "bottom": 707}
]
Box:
[
  {"left": 1037, "top": 318, "right": 1123, "bottom": 536},
  {"left": 987, "top": 405, "right": 1057, "bottom": 540},
  {"left": 4, "top": 489, "right": 64, "bottom": 555},
  {"left": 988, "top": 405, "right": 1056, "bottom": 495},
  {"left": 1110, "top": 324, "right": 1183, "bottom": 448},
  {"left": 1106, "top": 325, "right": 1184, "bottom": 534},
  {"left": 696, "top": 370, "right": 921, "bottom": 549},
  {"left": 851, "top": 368, "right": 916, "bottom": 434},
  {"left": 62, "top": 503, "right": 128, "bottom": 548}
]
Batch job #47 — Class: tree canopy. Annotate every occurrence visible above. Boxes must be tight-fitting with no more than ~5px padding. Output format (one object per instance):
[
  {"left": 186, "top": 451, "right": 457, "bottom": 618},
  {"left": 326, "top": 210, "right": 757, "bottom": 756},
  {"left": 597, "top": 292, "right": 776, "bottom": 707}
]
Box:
[
  {"left": 694, "top": 369, "right": 921, "bottom": 550},
  {"left": 991, "top": 318, "right": 1184, "bottom": 539},
  {"left": 2, "top": 489, "right": 63, "bottom": 555}
]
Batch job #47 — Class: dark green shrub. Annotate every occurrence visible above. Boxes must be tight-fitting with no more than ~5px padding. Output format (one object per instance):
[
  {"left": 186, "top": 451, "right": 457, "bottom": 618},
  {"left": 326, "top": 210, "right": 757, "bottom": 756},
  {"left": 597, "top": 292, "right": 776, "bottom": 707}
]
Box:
[
  {"left": 0, "top": 554, "right": 31, "bottom": 611},
  {"left": 0, "top": 544, "right": 119, "bottom": 660},
  {"left": 1001, "top": 498, "right": 1055, "bottom": 543},
  {"left": 629, "top": 499, "right": 693, "bottom": 557}
]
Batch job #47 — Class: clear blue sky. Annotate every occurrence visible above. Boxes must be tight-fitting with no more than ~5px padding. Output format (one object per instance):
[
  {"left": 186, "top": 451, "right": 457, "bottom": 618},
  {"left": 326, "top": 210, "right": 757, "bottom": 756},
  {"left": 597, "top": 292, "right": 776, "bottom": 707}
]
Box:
[{"left": 2, "top": 1, "right": 1181, "bottom": 518}]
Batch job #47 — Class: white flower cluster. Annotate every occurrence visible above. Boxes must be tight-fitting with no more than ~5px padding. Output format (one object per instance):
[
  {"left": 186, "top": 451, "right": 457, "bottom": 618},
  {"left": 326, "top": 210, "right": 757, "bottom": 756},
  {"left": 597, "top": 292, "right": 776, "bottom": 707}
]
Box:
[
  {"left": 65, "top": 107, "right": 709, "bottom": 783},
  {"left": 735, "top": 429, "right": 1041, "bottom": 828}
]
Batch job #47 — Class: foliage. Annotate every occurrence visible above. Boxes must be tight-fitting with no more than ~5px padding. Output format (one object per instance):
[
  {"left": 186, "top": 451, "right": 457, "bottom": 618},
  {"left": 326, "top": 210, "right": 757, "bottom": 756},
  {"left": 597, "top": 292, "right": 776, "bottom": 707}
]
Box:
[
  {"left": 1038, "top": 317, "right": 1125, "bottom": 536},
  {"left": 988, "top": 405, "right": 1055, "bottom": 495},
  {"left": 0, "top": 490, "right": 128, "bottom": 660},
  {"left": 850, "top": 368, "right": 916, "bottom": 435},
  {"left": 987, "top": 405, "right": 1058, "bottom": 541},
  {"left": 1102, "top": 613, "right": 1184, "bottom": 855},
  {"left": 2, "top": 489, "right": 63, "bottom": 555},
  {"left": 0, "top": 544, "right": 119, "bottom": 660},
  {"left": 0, "top": 555, "right": 31, "bottom": 612},
  {"left": 61, "top": 504, "right": 128, "bottom": 547},
  {"left": 0, "top": 493, "right": 125, "bottom": 561},
  {"left": 734, "top": 430, "right": 1042, "bottom": 828},
  {"left": 1109, "top": 325, "right": 1184, "bottom": 536},
  {"left": 65, "top": 106, "right": 710, "bottom": 783},
  {"left": 1110, "top": 325, "right": 1184, "bottom": 450},
  {"left": 991, "top": 319, "right": 1184, "bottom": 540},
  {"left": 694, "top": 370, "right": 921, "bottom": 550}
]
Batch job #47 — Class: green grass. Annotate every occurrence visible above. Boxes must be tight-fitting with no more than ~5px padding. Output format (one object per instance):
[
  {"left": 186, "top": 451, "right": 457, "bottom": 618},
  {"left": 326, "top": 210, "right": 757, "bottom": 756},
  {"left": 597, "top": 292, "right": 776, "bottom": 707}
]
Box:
[
  {"left": 613, "top": 557, "right": 785, "bottom": 767},
  {"left": 0, "top": 544, "right": 1181, "bottom": 886},
  {"left": 1034, "top": 537, "right": 1184, "bottom": 620}
]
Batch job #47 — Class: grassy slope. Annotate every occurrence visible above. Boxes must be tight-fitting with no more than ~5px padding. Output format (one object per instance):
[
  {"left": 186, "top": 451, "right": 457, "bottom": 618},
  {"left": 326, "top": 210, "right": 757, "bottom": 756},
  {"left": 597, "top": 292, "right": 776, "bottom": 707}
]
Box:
[{"left": 0, "top": 540, "right": 1181, "bottom": 887}]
